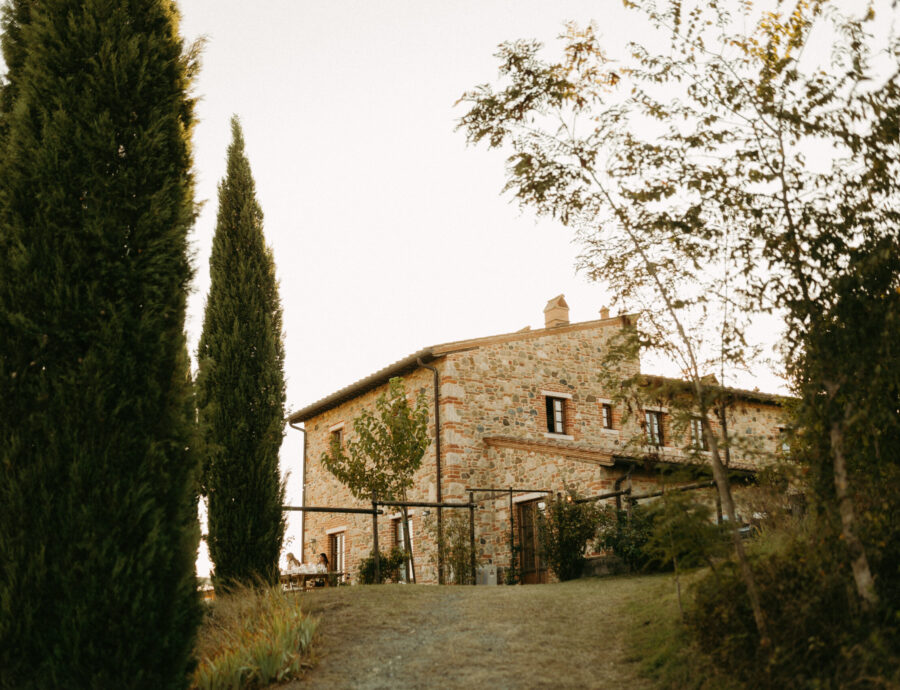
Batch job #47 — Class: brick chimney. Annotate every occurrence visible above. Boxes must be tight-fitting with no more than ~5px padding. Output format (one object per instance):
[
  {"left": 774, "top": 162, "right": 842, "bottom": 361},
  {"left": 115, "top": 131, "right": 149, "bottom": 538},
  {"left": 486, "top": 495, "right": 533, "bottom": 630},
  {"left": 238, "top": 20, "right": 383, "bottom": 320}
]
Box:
[
  {"left": 543, "top": 294, "right": 570, "bottom": 328},
  {"left": 599, "top": 306, "right": 610, "bottom": 319}
]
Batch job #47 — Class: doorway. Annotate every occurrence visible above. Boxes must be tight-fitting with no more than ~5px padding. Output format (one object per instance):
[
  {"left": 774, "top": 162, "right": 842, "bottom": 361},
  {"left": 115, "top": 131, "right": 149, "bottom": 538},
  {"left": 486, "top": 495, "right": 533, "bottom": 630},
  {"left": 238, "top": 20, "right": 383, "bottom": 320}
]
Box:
[{"left": 517, "top": 499, "right": 548, "bottom": 584}]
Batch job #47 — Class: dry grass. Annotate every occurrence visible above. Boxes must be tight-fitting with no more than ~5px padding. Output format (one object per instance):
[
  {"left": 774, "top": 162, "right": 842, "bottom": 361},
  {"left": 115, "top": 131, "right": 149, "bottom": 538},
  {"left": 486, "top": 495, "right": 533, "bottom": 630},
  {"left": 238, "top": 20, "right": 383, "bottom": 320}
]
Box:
[
  {"left": 192, "top": 583, "right": 317, "bottom": 690},
  {"left": 283, "top": 577, "right": 660, "bottom": 689}
]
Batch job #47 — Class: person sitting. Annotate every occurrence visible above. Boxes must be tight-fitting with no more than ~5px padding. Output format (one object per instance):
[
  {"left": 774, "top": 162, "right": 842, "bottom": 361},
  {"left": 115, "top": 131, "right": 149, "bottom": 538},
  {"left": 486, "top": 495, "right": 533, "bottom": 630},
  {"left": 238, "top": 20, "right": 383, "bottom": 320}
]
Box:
[
  {"left": 313, "top": 553, "right": 329, "bottom": 587},
  {"left": 280, "top": 552, "right": 303, "bottom": 590}
]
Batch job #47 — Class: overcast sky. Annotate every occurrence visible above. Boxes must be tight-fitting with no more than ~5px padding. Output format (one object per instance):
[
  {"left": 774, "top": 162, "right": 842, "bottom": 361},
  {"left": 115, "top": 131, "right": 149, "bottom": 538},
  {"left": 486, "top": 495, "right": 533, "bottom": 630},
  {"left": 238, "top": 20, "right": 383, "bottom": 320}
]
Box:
[{"left": 171, "top": 0, "right": 819, "bottom": 573}]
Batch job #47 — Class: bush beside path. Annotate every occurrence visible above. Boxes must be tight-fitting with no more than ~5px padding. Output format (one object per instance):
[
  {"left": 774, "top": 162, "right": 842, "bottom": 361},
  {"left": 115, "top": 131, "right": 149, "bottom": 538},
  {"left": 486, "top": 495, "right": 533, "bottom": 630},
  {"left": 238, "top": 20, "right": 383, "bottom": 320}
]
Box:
[{"left": 287, "top": 575, "right": 657, "bottom": 689}]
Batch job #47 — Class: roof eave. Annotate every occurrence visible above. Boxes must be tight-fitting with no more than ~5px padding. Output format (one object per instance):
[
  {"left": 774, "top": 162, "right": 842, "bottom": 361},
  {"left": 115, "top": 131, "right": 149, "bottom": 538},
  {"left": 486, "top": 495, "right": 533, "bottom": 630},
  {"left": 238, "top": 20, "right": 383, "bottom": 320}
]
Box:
[{"left": 286, "top": 348, "right": 441, "bottom": 424}]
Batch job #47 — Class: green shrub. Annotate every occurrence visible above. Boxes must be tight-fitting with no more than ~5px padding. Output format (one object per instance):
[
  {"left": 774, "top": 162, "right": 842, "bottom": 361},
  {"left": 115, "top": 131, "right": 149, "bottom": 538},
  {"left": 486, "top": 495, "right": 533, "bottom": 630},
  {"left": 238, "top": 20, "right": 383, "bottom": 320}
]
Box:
[
  {"left": 357, "top": 547, "right": 409, "bottom": 584},
  {"left": 596, "top": 504, "right": 658, "bottom": 572},
  {"left": 688, "top": 534, "right": 900, "bottom": 687},
  {"left": 626, "top": 575, "right": 742, "bottom": 690},
  {"left": 538, "top": 487, "right": 602, "bottom": 581},
  {"left": 504, "top": 543, "right": 523, "bottom": 585},
  {"left": 644, "top": 493, "right": 727, "bottom": 572},
  {"left": 192, "top": 583, "right": 316, "bottom": 689}
]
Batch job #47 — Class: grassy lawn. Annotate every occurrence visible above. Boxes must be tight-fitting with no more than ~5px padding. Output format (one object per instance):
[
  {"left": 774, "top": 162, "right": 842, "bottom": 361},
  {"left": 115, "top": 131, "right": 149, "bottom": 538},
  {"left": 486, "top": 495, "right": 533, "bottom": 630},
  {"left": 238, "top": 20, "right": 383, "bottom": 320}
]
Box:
[
  {"left": 623, "top": 572, "right": 741, "bottom": 690},
  {"left": 284, "top": 576, "right": 665, "bottom": 689},
  {"left": 190, "top": 574, "right": 741, "bottom": 689}
]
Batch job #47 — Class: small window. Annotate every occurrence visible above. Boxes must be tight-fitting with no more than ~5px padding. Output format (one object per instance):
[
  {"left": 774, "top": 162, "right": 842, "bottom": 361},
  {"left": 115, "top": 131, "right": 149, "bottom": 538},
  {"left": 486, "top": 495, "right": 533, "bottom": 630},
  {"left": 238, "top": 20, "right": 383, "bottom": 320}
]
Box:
[
  {"left": 545, "top": 396, "right": 566, "bottom": 434},
  {"left": 690, "top": 418, "right": 708, "bottom": 450},
  {"left": 645, "top": 410, "right": 663, "bottom": 446},
  {"left": 779, "top": 428, "right": 791, "bottom": 456},
  {"left": 328, "top": 532, "right": 345, "bottom": 573},
  {"left": 330, "top": 427, "right": 343, "bottom": 450},
  {"left": 601, "top": 404, "right": 613, "bottom": 429}
]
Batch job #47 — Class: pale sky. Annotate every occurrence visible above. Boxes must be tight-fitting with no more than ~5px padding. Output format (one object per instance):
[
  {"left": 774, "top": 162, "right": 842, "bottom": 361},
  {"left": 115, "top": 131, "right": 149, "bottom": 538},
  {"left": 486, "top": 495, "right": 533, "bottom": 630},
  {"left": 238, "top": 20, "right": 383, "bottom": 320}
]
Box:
[{"left": 172, "top": 0, "right": 810, "bottom": 574}]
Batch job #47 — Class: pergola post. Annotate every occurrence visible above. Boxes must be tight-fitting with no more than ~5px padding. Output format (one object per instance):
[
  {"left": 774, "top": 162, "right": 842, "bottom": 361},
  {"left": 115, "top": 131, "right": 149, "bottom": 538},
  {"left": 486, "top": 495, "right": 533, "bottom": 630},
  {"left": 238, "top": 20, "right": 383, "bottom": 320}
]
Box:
[
  {"left": 469, "top": 491, "right": 476, "bottom": 585},
  {"left": 371, "top": 490, "right": 380, "bottom": 583}
]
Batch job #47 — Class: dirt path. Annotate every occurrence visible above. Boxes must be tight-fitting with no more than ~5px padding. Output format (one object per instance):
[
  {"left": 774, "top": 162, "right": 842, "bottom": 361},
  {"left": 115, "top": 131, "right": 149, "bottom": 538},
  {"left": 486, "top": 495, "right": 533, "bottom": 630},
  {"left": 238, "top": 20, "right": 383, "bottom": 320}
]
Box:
[{"left": 285, "top": 575, "right": 656, "bottom": 689}]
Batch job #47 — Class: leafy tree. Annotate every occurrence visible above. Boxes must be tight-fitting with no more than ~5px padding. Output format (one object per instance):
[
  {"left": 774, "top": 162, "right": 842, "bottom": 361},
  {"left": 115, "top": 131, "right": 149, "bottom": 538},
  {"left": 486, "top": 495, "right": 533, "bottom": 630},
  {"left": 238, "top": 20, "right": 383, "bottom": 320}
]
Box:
[
  {"left": 537, "top": 487, "right": 602, "bottom": 581},
  {"left": 458, "top": 16, "right": 769, "bottom": 640},
  {"left": 322, "top": 376, "right": 430, "bottom": 583},
  {"left": 197, "top": 117, "right": 286, "bottom": 588},
  {"left": 459, "top": 0, "right": 900, "bottom": 636},
  {"left": 0, "top": 0, "right": 202, "bottom": 686}
]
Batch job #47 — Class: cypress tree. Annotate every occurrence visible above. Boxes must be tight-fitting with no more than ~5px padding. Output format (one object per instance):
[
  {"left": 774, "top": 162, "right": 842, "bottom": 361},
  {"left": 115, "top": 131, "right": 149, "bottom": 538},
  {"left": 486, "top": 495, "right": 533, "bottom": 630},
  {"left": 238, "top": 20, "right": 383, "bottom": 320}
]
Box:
[
  {"left": 198, "top": 117, "right": 286, "bottom": 587},
  {"left": 0, "top": 1, "right": 201, "bottom": 687},
  {"left": 0, "top": 0, "right": 30, "bottom": 144}
]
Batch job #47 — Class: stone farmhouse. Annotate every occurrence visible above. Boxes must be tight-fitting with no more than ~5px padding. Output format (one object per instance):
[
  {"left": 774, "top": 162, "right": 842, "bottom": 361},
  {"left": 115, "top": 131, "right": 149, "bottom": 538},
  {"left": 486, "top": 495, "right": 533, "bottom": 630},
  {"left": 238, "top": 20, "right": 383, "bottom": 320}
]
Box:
[{"left": 287, "top": 296, "right": 786, "bottom": 585}]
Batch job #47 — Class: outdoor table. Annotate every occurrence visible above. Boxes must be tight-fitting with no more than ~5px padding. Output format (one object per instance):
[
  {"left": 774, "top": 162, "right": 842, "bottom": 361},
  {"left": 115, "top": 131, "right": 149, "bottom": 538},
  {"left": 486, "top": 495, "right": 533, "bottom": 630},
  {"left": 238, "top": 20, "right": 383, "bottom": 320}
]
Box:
[{"left": 280, "top": 571, "right": 346, "bottom": 590}]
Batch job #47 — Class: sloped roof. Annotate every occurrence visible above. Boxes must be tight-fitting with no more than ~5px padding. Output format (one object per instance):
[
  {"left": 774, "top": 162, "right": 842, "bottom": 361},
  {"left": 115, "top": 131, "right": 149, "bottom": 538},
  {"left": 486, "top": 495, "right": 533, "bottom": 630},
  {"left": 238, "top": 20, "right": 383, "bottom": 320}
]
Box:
[
  {"left": 286, "top": 314, "right": 629, "bottom": 424},
  {"left": 640, "top": 374, "right": 788, "bottom": 406},
  {"left": 285, "top": 314, "right": 784, "bottom": 425}
]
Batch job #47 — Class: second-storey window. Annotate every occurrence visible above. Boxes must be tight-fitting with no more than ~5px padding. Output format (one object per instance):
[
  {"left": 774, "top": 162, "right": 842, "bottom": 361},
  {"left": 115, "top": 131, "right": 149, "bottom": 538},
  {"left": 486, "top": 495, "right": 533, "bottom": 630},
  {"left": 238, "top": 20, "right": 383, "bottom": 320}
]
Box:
[
  {"left": 690, "top": 418, "right": 708, "bottom": 450},
  {"left": 546, "top": 396, "right": 567, "bottom": 434},
  {"left": 330, "top": 427, "right": 343, "bottom": 450},
  {"left": 645, "top": 410, "right": 664, "bottom": 446},
  {"left": 601, "top": 403, "right": 613, "bottom": 429},
  {"left": 779, "top": 427, "right": 791, "bottom": 457}
]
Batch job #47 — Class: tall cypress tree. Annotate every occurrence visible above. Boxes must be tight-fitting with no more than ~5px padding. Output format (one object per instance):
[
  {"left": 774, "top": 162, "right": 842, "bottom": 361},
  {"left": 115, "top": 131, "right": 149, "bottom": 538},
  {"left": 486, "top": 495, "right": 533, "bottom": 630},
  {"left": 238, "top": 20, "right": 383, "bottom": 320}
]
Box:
[
  {"left": 0, "top": 1, "right": 201, "bottom": 687},
  {"left": 198, "top": 117, "right": 286, "bottom": 587}
]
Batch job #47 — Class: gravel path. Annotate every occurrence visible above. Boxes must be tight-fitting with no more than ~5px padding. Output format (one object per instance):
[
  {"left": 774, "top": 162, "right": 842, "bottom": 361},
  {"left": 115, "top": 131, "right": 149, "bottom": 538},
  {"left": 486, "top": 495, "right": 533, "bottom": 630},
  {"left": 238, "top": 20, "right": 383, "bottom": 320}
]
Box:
[{"left": 284, "top": 576, "right": 655, "bottom": 689}]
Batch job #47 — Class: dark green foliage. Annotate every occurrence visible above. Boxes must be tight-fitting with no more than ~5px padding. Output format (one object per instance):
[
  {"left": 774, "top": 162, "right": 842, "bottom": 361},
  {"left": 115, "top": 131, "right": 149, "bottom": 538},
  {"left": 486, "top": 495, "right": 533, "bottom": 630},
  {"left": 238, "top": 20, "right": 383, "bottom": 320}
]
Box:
[
  {"left": 791, "top": 245, "right": 900, "bottom": 588},
  {"left": 357, "top": 547, "right": 409, "bottom": 585},
  {"left": 597, "top": 495, "right": 724, "bottom": 575},
  {"left": 644, "top": 493, "right": 725, "bottom": 573},
  {"left": 537, "top": 487, "right": 602, "bottom": 581},
  {"left": 597, "top": 505, "right": 656, "bottom": 573},
  {"left": 0, "top": 0, "right": 201, "bottom": 686},
  {"left": 504, "top": 542, "right": 522, "bottom": 585},
  {"left": 689, "top": 535, "right": 900, "bottom": 687},
  {"left": 197, "top": 117, "right": 286, "bottom": 588}
]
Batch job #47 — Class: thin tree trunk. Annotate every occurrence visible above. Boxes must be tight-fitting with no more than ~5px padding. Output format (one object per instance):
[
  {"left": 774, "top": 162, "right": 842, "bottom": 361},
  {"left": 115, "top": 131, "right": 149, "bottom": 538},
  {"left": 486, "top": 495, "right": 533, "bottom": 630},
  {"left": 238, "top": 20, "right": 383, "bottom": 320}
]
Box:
[
  {"left": 400, "top": 504, "right": 416, "bottom": 584},
  {"left": 673, "top": 552, "right": 684, "bottom": 620},
  {"left": 703, "top": 420, "right": 769, "bottom": 646},
  {"left": 830, "top": 420, "right": 878, "bottom": 610},
  {"left": 583, "top": 166, "right": 768, "bottom": 643}
]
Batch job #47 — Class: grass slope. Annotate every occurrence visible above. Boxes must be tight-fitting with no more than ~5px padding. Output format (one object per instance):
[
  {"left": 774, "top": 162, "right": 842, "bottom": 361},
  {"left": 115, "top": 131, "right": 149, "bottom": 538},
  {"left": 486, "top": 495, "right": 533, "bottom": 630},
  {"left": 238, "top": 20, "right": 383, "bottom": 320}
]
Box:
[{"left": 285, "top": 576, "right": 661, "bottom": 689}]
